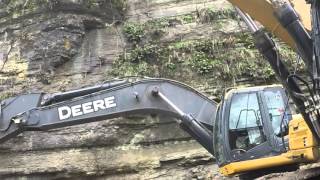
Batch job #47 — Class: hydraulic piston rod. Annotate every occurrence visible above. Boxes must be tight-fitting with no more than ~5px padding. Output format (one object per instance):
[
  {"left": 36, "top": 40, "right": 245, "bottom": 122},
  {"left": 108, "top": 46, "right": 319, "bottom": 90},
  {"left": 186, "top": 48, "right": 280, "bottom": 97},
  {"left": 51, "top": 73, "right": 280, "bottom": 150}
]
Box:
[{"left": 151, "top": 87, "right": 214, "bottom": 155}]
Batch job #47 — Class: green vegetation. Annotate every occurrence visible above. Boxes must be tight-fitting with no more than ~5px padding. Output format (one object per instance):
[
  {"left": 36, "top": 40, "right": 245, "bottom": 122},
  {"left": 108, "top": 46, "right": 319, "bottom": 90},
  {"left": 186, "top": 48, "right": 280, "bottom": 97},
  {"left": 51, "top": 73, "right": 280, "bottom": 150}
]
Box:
[
  {"left": 198, "top": 8, "right": 237, "bottom": 23},
  {"left": 146, "top": 13, "right": 196, "bottom": 27},
  {"left": 0, "top": 91, "right": 15, "bottom": 101},
  {"left": 123, "top": 14, "right": 198, "bottom": 43},
  {"left": 278, "top": 45, "right": 305, "bottom": 72},
  {"left": 5, "top": 0, "right": 47, "bottom": 17},
  {"left": 188, "top": 40, "right": 274, "bottom": 79},
  {"left": 181, "top": 14, "right": 195, "bottom": 24},
  {"left": 123, "top": 23, "right": 145, "bottom": 44},
  {"left": 110, "top": 32, "right": 279, "bottom": 81},
  {"left": 110, "top": 0, "right": 128, "bottom": 13},
  {"left": 111, "top": 6, "right": 300, "bottom": 88},
  {"left": 110, "top": 43, "right": 169, "bottom": 76}
]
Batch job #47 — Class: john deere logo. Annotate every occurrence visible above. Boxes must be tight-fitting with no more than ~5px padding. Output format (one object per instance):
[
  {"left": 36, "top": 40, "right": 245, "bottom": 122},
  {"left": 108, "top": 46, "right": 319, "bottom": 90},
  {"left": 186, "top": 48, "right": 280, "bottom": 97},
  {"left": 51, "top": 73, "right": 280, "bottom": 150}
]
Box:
[{"left": 58, "top": 96, "right": 116, "bottom": 120}]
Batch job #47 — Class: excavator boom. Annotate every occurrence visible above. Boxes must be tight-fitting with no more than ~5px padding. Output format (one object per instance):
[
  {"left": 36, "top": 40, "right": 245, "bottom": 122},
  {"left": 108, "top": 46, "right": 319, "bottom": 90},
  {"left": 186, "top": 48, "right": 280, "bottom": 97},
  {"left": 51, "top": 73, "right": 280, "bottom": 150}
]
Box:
[{"left": 0, "top": 78, "right": 216, "bottom": 155}]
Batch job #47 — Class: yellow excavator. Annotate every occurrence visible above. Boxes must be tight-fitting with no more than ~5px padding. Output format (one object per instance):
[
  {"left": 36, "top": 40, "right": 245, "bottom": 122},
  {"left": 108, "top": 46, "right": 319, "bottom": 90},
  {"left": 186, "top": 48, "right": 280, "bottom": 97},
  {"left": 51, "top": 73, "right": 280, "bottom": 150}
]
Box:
[
  {"left": 1, "top": 0, "right": 320, "bottom": 178},
  {"left": 217, "top": 0, "right": 320, "bottom": 176}
]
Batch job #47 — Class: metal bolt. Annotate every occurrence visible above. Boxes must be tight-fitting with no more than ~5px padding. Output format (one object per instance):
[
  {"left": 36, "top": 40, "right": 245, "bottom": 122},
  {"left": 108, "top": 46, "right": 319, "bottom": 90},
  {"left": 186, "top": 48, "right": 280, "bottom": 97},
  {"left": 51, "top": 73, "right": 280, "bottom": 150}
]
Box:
[
  {"left": 151, "top": 87, "right": 159, "bottom": 96},
  {"left": 134, "top": 91, "right": 139, "bottom": 101}
]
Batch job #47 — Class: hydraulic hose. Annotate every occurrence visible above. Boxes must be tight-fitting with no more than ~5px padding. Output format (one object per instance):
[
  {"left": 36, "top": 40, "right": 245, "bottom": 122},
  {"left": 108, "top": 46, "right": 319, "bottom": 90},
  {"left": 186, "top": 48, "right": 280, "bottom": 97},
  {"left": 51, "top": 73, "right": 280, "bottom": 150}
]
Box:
[{"left": 273, "top": 3, "right": 313, "bottom": 75}]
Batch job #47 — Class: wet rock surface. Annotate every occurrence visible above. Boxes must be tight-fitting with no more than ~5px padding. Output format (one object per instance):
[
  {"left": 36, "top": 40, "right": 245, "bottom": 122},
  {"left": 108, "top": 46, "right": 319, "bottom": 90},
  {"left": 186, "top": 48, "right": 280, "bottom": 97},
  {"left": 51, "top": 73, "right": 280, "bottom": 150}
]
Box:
[{"left": 0, "top": 0, "right": 315, "bottom": 179}]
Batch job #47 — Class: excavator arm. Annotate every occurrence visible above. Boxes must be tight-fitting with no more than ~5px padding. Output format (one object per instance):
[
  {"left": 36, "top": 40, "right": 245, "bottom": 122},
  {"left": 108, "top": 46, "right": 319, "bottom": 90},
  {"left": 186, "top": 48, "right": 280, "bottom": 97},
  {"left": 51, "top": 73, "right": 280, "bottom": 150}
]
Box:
[
  {"left": 229, "top": 0, "right": 311, "bottom": 49},
  {"left": 0, "top": 78, "right": 217, "bottom": 155}
]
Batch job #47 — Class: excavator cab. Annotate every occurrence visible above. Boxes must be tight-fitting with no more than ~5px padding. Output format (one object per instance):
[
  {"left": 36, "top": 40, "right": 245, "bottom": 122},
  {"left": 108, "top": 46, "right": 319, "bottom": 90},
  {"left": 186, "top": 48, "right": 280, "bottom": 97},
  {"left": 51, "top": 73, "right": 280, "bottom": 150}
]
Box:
[{"left": 214, "top": 85, "right": 293, "bottom": 175}]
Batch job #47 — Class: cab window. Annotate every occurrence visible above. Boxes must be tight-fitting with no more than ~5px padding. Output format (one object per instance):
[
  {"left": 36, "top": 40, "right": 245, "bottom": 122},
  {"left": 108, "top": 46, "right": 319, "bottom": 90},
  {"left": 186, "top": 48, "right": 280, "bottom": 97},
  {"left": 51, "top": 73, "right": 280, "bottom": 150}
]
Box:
[
  {"left": 263, "top": 89, "right": 290, "bottom": 136},
  {"left": 228, "top": 93, "right": 266, "bottom": 151}
]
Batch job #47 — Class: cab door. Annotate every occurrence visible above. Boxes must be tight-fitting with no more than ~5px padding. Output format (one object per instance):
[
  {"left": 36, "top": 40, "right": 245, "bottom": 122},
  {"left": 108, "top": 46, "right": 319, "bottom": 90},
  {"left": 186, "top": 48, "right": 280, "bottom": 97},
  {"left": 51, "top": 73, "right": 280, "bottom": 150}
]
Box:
[
  {"left": 226, "top": 91, "right": 275, "bottom": 162},
  {"left": 260, "top": 87, "right": 292, "bottom": 152}
]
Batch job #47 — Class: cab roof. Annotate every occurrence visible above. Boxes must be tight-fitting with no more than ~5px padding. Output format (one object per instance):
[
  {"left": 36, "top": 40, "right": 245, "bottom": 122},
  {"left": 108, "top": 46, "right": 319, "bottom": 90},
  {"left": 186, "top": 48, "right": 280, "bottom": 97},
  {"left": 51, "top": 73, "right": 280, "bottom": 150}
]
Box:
[{"left": 225, "top": 84, "right": 283, "bottom": 99}]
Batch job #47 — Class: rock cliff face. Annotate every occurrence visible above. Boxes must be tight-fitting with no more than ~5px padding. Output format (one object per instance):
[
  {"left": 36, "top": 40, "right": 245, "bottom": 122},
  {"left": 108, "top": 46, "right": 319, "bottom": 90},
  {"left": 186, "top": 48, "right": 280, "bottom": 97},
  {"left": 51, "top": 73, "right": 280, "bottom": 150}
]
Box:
[{"left": 0, "top": 0, "right": 297, "bottom": 179}]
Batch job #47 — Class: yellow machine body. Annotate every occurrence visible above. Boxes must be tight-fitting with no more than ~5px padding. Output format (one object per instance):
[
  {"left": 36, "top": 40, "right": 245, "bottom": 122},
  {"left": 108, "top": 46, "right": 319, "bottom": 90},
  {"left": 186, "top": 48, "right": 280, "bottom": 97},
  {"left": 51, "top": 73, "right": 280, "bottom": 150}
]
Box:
[
  {"left": 219, "top": 114, "right": 319, "bottom": 176},
  {"left": 217, "top": 0, "right": 319, "bottom": 177}
]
